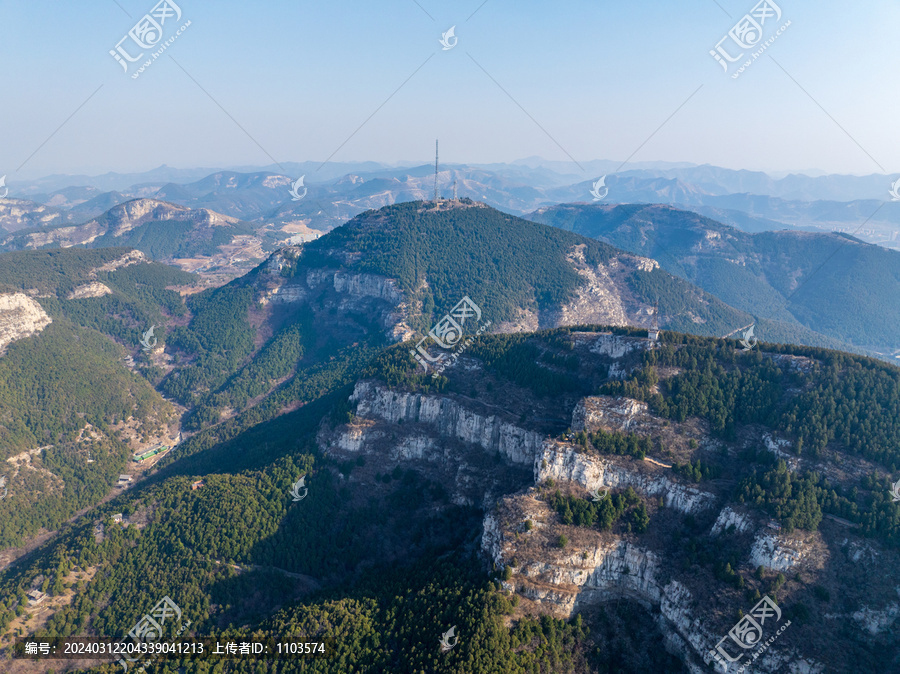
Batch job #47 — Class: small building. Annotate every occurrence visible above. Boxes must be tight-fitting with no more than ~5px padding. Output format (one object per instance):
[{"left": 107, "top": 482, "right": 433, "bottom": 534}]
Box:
[
  {"left": 133, "top": 444, "right": 169, "bottom": 462},
  {"left": 111, "top": 513, "right": 124, "bottom": 524},
  {"left": 191, "top": 480, "right": 205, "bottom": 490},
  {"left": 27, "top": 590, "right": 46, "bottom": 606},
  {"left": 767, "top": 520, "right": 782, "bottom": 530},
  {"left": 648, "top": 327, "right": 660, "bottom": 342},
  {"left": 117, "top": 474, "right": 133, "bottom": 485}
]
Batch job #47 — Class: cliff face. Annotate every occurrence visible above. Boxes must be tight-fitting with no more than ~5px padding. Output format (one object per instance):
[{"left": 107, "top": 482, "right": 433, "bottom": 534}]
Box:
[
  {"left": 481, "top": 488, "right": 827, "bottom": 673},
  {"left": 318, "top": 381, "right": 538, "bottom": 507},
  {"left": 537, "top": 444, "right": 716, "bottom": 515},
  {"left": 312, "top": 317, "right": 900, "bottom": 672},
  {"left": 481, "top": 490, "right": 724, "bottom": 672},
  {"left": 0, "top": 293, "right": 52, "bottom": 355},
  {"left": 491, "top": 245, "right": 660, "bottom": 334},
  {"left": 0, "top": 199, "right": 70, "bottom": 232},
  {"left": 66, "top": 282, "right": 112, "bottom": 300},
  {"left": 256, "top": 249, "right": 415, "bottom": 342},
  {"left": 350, "top": 381, "right": 544, "bottom": 465},
  {"left": 326, "top": 371, "right": 842, "bottom": 672}
]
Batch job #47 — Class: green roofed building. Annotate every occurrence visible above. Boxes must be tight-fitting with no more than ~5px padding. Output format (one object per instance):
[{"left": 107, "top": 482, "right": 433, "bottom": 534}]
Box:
[{"left": 133, "top": 444, "right": 169, "bottom": 462}]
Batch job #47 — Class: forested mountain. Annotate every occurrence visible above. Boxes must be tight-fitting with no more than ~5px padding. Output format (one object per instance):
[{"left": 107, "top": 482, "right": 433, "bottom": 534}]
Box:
[
  {"left": 529, "top": 202, "right": 900, "bottom": 357},
  {"left": 1, "top": 323, "right": 898, "bottom": 672},
  {"left": 1, "top": 202, "right": 899, "bottom": 673},
  {"left": 0, "top": 248, "right": 194, "bottom": 547},
  {"left": 0, "top": 199, "right": 257, "bottom": 264},
  {"left": 149, "top": 199, "right": 762, "bottom": 433}
]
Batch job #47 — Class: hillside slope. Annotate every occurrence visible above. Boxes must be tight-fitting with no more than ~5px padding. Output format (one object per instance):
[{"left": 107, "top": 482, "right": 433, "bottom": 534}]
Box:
[
  {"left": 2, "top": 327, "right": 898, "bottom": 672},
  {"left": 529, "top": 202, "right": 900, "bottom": 357},
  {"left": 0, "top": 248, "right": 195, "bottom": 548},
  {"left": 0, "top": 199, "right": 262, "bottom": 274}
]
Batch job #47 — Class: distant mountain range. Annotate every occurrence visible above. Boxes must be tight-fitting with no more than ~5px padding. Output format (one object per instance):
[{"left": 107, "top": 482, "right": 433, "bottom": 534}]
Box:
[
  {"left": 4, "top": 162, "right": 900, "bottom": 252},
  {"left": 529, "top": 202, "right": 900, "bottom": 358}
]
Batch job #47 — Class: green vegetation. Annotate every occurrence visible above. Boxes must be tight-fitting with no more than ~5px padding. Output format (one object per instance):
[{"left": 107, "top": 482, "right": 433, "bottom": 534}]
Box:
[
  {"left": 467, "top": 333, "right": 591, "bottom": 397},
  {"left": 548, "top": 487, "right": 648, "bottom": 533},
  {"left": 0, "top": 321, "right": 170, "bottom": 546},
  {"left": 607, "top": 337, "right": 900, "bottom": 471},
  {"left": 738, "top": 460, "right": 823, "bottom": 532},
  {"left": 671, "top": 458, "right": 721, "bottom": 482},
  {"left": 182, "top": 307, "right": 311, "bottom": 429},
  {"left": 89, "top": 219, "right": 248, "bottom": 260},
  {"left": 0, "top": 321, "right": 169, "bottom": 454},
  {"left": 0, "top": 248, "right": 129, "bottom": 295},
  {"left": 306, "top": 201, "right": 594, "bottom": 326},
  {"left": 531, "top": 202, "right": 900, "bottom": 352},
  {"left": 0, "top": 248, "right": 196, "bottom": 355},
  {"left": 737, "top": 457, "right": 900, "bottom": 546},
  {"left": 161, "top": 285, "right": 256, "bottom": 404},
  {"left": 302, "top": 201, "right": 746, "bottom": 337},
  {"left": 3, "top": 212, "right": 900, "bottom": 674},
  {"left": 568, "top": 428, "right": 653, "bottom": 460}
]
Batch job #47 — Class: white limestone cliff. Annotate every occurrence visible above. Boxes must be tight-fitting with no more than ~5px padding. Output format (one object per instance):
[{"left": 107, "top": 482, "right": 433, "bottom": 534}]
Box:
[
  {"left": 0, "top": 293, "right": 52, "bottom": 356},
  {"left": 536, "top": 443, "right": 715, "bottom": 515}
]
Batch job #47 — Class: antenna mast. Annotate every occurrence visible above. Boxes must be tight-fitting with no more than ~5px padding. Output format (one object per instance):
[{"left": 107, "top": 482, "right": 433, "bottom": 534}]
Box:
[
  {"left": 433, "top": 140, "right": 439, "bottom": 203},
  {"left": 453, "top": 179, "right": 458, "bottom": 201}
]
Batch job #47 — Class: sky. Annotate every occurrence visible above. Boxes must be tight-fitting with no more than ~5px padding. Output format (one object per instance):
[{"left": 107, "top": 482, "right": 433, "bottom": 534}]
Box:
[{"left": 1, "top": 0, "right": 898, "bottom": 180}]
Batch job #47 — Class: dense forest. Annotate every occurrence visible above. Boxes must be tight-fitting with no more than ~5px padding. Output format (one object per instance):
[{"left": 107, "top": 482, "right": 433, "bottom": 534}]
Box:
[
  {"left": 297, "top": 201, "right": 748, "bottom": 337},
  {"left": 0, "top": 230, "right": 898, "bottom": 672}
]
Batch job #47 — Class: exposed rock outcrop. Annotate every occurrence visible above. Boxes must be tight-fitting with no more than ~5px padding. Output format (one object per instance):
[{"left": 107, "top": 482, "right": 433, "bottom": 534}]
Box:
[
  {"left": 0, "top": 293, "right": 52, "bottom": 355},
  {"left": 536, "top": 443, "right": 715, "bottom": 515},
  {"left": 749, "top": 533, "right": 809, "bottom": 572},
  {"left": 5, "top": 199, "right": 239, "bottom": 250},
  {"left": 480, "top": 492, "right": 789, "bottom": 673},
  {"left": 573, "top": 396, "right": 649, "bottom": 433},
  {"left": 90, "top": 249, "right": 147, "bottom": 276},
  {"left": 710, "top": 506, "right": 753, "bottom": 536},
  {"left": 350, "top": 381, "right": 542, "bottom": 465},
  {"left": 66, "top": 282, "right": 112, "bottom": 300}
]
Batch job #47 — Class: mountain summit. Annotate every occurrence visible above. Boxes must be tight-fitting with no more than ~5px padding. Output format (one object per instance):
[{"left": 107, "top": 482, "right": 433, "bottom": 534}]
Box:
[{"left": 251, "top": 199, "right": 749, "bottom": 343}]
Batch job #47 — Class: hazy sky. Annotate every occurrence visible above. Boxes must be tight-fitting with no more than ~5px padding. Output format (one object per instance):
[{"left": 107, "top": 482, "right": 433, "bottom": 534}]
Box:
[{"left": 2, "top": 0, "right": 898, "bottom": 179}]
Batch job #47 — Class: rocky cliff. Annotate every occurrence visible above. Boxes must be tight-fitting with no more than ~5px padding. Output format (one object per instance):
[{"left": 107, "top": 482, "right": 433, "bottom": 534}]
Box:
[
  {"left": 0, "top": 293, "right": 52, "bottom": 355},
  {"left": 536, "top": 443, "right": 716, "bottom": 515},
  {"left": 327, "top": 368, "right": 844, "bottom": 671},
  {"left": 350, "top": 381, "right": 544, "bottom": 465}
]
